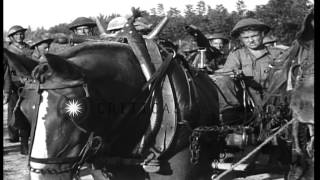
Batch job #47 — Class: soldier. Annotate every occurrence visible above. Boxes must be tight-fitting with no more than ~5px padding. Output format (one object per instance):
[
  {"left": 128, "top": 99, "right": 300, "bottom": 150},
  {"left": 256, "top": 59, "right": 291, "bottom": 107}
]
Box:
[
  {"left": 206, "top": 31, "right": 230, "bottom": 68},
  {"left": 69, "top": 17, "right": 97, "bottom": 36},
  {"left": 30, "top": 34, "right": 54, "bottom": 63},
  {"left": 6, "top": 25, "right": 33, "bottom": 56},
  {"left": 213, "top": 18, "right": 283, "bottom": 123},
  {"left": 207, "top": 32, "right": 229, "bottom": 54},
  {"left": 68, "top": 17, "right": 98, "bottom": 45},
  {"left": 106, "top": 16, "right": 152, "bottom": 43},
  {"left": 4, "top": 25, "right": 33, "bottom": 154}
]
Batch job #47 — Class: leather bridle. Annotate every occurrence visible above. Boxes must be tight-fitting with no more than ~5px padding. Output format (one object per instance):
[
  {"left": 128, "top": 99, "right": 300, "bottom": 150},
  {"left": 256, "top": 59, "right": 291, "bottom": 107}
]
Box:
[{"left": 23, "top": 78, "right": 102, "bottom": 178}]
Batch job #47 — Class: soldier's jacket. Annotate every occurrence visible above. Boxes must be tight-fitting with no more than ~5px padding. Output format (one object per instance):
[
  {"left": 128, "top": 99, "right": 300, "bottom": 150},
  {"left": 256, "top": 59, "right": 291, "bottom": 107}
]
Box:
[
  {"left": 7, "top": 42, "right": 33, "bottom": 57},
  {"left": 4, "top": 42, "right": 33, "bottom": 93},
  {"left": 221, "top": 46, "right": 283, "bottom": 85},
  {"left": 3, "top": 58, "right": 11, "bottom": 94}
]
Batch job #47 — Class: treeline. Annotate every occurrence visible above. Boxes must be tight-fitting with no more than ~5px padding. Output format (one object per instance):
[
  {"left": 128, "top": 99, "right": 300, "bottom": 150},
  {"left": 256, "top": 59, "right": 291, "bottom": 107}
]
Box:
[{"left": 4, "top": 0, "right": 313, "bottom": 46}]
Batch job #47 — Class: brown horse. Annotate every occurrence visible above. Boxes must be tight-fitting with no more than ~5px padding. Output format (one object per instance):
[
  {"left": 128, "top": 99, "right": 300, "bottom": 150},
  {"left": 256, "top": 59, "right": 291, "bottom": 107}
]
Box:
[{"left": 6, "top": 41, "right": 221, "bottom": 180}]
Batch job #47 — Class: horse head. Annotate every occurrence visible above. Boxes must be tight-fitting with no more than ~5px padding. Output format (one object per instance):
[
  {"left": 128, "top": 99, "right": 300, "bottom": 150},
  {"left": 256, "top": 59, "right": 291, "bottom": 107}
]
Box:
[{"left": 18, "top": 42, "right": 150, "bottom": 180}]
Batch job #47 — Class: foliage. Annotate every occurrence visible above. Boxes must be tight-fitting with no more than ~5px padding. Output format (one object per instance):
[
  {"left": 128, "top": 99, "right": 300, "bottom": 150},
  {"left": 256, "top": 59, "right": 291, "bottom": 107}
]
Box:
[
  {"left": 4, "top": 0, "right": 313, "bottom": 47},
  {"left": 48, "top": 23, "right": 71, "bottom": 35}
]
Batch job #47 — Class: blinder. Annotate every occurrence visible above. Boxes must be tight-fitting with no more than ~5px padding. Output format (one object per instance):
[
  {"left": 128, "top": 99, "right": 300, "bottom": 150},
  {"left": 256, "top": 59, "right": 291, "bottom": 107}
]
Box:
[{"left": 22, "top": 77, "right": 102, "bottom": 176}]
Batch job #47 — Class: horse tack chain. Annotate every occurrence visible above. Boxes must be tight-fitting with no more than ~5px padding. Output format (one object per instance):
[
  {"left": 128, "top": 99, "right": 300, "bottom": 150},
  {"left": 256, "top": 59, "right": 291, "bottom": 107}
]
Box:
[{"left": 189, "top": 125, "right": 235, "bottom": 164}]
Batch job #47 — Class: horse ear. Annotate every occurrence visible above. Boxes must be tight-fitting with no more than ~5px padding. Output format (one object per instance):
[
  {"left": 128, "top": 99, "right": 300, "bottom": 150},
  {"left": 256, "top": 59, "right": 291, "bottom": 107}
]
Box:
[
  {"left": 3, "top": 48, "right": 38, "bottom": 77},
  {"left": 45, "top": 54, "right": 83, "bottom": 79}
]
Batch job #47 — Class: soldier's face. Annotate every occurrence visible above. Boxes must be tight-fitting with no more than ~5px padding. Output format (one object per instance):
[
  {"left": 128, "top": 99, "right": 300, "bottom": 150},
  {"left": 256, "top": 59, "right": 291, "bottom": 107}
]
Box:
[
  {"left": 240, "top": 30, "right": 263, "bottom": 50},
  {"left": 37, "top": 43, "right": 50, "bottom": 54},
  {"left": 210, "top": 39, "right": 225, "bottom": 51},
  {"left": 76, "top": 26, "right": 90, "bottom": 35},
  {"left": 12, "top": 32, "right": 25, "bottom": 43}
]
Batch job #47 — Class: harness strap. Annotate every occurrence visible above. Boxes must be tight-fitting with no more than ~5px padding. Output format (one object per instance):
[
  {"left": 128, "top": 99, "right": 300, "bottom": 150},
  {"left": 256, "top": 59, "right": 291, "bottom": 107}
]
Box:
[
  {"left": 28, "top": 81, "right": 41, "bottom": 165},
  {"left": 24, "top": 79, "right": 85, "bottom": 90},
  {"left": 30, "top": 157, "right": 79, "bottom": 164}
]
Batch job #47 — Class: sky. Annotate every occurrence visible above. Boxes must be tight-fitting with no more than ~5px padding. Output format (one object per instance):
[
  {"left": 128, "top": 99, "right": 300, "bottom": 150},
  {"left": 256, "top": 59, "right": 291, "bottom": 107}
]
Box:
[{"left": 3, "top": 0, "right": 271, "bottom": 31}]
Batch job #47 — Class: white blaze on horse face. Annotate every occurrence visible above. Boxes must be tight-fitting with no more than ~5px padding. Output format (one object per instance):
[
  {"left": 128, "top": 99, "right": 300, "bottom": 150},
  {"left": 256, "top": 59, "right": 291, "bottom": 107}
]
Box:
[{"left": 31, "top": 91, "right": 49, "bottom": 159}]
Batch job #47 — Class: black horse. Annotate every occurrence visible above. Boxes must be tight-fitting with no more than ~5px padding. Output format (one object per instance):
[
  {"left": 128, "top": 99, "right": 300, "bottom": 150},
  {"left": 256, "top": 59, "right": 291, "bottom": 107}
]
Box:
[{"left": 5, "top": 41, "right": 222, "bottom": 180}]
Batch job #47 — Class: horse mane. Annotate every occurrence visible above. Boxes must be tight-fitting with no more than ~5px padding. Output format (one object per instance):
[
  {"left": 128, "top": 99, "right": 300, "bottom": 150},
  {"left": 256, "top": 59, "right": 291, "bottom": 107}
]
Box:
[{"left": 56, "top": 41, "right": 132, "bottom": 58}]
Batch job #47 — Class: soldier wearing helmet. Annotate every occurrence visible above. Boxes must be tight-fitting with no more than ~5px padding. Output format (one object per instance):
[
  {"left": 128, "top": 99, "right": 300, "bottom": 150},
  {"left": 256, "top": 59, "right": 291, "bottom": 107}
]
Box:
[
  {"left": 68, "top": 17, "right": 98, "bottom": 46},
  {"left": 213, "top": 18, "right": 284, "bottom": 123},
  {"left": 7, "top": 25, "right": 33, "bottom": 56},
  {"left": 30, "top": 34, "right": 54, "bottom": 63},
  {"left": 69, "top": 17, "right": 97, "bottom": 36},
  {"left": 4, "top": 25, "right": 33, "bottom": 154},
  {"left": 207, "top": 31, "right": 229, "bottom": 53},
  {"left": 106, "top": 16, "right": 152, "bottom": 42},
  {"left": 206, "top": 31, "right": 230, "bottom": 69}
]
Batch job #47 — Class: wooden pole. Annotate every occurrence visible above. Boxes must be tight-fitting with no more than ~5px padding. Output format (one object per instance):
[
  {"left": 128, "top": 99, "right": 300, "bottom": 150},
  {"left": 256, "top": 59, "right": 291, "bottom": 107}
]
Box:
[{"left": 212, "top": 118, "right": 296, "bottom": 180}]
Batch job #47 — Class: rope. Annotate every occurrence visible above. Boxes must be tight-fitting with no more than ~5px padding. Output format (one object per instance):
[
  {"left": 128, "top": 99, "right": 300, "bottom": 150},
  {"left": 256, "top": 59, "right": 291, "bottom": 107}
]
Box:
[{"left": 212, "top": 117, "right": 297, "bottom": 180}]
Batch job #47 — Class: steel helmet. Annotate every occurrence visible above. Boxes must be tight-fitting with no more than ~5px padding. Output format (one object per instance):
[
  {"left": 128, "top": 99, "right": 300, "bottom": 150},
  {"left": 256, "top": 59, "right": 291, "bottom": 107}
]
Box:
[
  {"left": 30, "top": 33, "right": 54, "bottom": 49},
  {"left": 7, "top": 25, "right": 27, "bottom": 37},
  {"left": 107, "top": 17, "right": 127, "bottom": 31},
  {"left": 69, "top": 17, "right": 96, "bottom": 30},
  {"left": 263, "top": 36, "right": 277, "bottom": 45},
  {"left": 107, "top": 16, "right": 152, "bottom": 31},
  {"left": 230, "top": 18, "right": 270, "bottom": 38},
  {"left": 206, "top": 32, "right": 229, "bottom": 43}
]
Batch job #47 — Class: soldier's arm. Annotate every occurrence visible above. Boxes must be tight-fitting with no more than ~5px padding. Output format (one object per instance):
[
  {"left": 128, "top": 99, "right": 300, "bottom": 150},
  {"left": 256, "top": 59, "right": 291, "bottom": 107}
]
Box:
[
  {"left": 185, "top": 25, "right": 211, "bottom": 48},
  {"left": 3, "top": 65, "right": 12, "bottom": 104},
  {"left": 216, "top": 52, "right": 240, "bottom": 74}
]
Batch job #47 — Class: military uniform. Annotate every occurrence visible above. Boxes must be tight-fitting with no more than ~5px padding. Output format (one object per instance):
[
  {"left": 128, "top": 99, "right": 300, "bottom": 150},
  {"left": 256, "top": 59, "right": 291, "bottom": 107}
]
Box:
[
  {"left": 206, "top": 32, "right": 230, "bottom": 69},
  {"left": 68, "top": 17, "right": 98, "bottom": 46},
  {"left": 216, "top": 46, "right": 283, "bottom": 111},
  {"left": 5, "top": 25, "right": 33, "bottom": 153},
  {"left": 213, "top": 18, "right": 284, "bottom": 123},
  {"left": 30, "top": 34, "right": 54, "bottom": 63}
]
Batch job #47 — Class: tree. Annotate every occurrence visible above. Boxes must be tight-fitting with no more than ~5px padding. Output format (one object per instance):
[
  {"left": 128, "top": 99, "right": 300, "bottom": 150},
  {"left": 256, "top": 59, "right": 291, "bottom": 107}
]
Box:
[
  {"left": 196, "top": 1, "right": 206, "bottom": 16},
  {"left": 157, "top": 3, "right": 165, "bottom": 16},
  {"left": 255, "top": 0, "right": 312, "bottom": 45},
  {"left": 184, "top": 4, "right": 196, "bottom": 17},
  {"left": 236, "top": 0, "right": 247, "bottom": 17},
  {"left": 48, "top": 23, "right": 71, "bottom": 35},
  {"left": 150, "top": 8, "right": 157, "bottom": 16},
  {"left": 207, "top": 4, "right": 232, "bottom": 33},
  {"left": 167, "top": 7, "right": 181, "bottom": 17}
]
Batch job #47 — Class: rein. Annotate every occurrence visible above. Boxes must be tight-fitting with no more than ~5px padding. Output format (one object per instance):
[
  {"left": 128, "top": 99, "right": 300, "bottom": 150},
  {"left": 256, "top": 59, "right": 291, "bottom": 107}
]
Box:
[{"left": 24, "top": 78, "right": 102, "bottom": 177}]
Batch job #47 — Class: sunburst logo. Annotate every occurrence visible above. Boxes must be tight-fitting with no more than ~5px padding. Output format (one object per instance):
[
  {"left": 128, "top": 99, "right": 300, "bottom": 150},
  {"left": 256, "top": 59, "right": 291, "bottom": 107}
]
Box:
[{"left": 65, "top": 99, "right": 82, "bottom": 117}]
